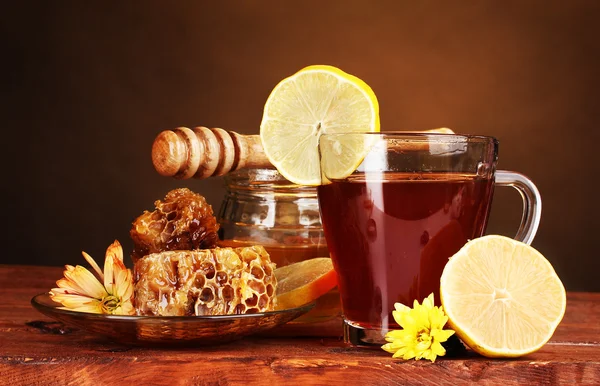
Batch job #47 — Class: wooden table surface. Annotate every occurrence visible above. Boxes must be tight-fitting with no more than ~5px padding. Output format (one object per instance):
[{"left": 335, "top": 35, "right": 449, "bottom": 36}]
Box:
[{"left": 1, "top": 265, "right": 599, "bottom": 385}]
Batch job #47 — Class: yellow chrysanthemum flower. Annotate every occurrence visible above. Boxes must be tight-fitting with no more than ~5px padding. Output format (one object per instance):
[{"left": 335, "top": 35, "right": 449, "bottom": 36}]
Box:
[
  {"left": 382, "top": 293, "right": 455, "bottom": 363},
  {"left": 50, "top": 240, "right": 135, "bottom": 315}
]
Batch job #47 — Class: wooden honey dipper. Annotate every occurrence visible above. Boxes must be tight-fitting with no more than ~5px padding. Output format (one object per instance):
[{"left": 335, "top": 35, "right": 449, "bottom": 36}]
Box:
[
  {"left": 151, "top": 126, "right": 456, "bottom": 179},
  {"left": 152, "top": 126, "right": 271, "bottom": 179}
]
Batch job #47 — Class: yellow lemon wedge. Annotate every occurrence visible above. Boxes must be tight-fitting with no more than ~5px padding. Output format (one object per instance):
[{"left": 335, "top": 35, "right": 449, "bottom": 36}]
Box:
[
  {"left": 260, "top": 65, "right": 380, "bottom": 185},
  {"left": 440, "top": 235, "right": 566, "bottom": 358},
  {"left": 274, "top": 257, "right": 337, "bottom": 310}
]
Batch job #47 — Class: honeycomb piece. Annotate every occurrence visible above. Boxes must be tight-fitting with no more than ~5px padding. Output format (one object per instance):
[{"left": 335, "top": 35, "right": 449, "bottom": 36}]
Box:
[
  {"left": 134, "top": 246, "right": 277, "bottom": 316},
  {"left": 130, "top": 188, "right": 219, "bottom": 262}
]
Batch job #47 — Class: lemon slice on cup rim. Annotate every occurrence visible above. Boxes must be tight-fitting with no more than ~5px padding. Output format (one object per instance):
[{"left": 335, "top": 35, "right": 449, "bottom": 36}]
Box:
[
  {"left": 440, "top": 235, "right": 567, "bottom": 358},
  {"left": 260, "top": 65, "right": 380, "bottom": 186}
]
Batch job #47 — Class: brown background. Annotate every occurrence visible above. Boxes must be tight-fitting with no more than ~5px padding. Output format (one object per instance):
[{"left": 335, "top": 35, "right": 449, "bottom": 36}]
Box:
[{"left": 2, "top": 1, "right": 598, "bottom": 291}]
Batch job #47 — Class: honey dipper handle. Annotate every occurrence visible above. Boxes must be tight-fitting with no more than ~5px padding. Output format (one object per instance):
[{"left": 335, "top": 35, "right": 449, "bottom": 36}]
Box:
[{"left": 151, "top": 127, "right": 272, "bottom": 179}]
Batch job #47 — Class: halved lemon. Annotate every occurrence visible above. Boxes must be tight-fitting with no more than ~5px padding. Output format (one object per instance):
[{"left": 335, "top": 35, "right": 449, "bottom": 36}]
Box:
[
  {"left": 440, "top": 235, "right": 566, "bottom": 358},
  {"left": 274, "top": 257, "right": 337, "bottom": 310},
  {"left": 260, "top": 65, "right": 380, "bottom": 185}
]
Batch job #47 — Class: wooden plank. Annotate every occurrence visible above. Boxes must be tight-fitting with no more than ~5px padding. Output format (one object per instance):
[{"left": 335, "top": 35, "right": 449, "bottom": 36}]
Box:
[
  {"left": 1, "top": 339, "right": 599, "bottom": 385},
  {"left": 1, "top": 265, "right": 599, "bottom": 385}
]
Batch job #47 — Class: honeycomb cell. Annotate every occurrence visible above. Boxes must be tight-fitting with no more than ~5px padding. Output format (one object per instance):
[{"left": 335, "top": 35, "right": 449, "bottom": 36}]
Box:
[
  {"left": 200, "top": 262, "right": 216, "bottom": 279},
  {"left": 263, "top": 264, "right": 273, "bottom": 276},
  {"left": 216, "top": 271, "right": 228, "bottom": 285},
  {"left": 222, "top": 285, "right": 234, "bottom": 301},
  {"left": 200, "top": 287, "right": 214, "bottom": 303},
  {"left": 193, "top": 273, "right": 206, "bottom": 289},
  {"left": 251, "top": 266, "right": 264, "bottom": 280},
  {"left": 266, "top": 284, "right": 274, "bottom": 297},
  {"left": 249, "top": 281, "right": 265, "bottom": 295},
  {"left": 246, "top": 294, "right": 258, "bottom": 307},
  {"left": 259, "top": 294, "right": 269, "bottom": 309}
]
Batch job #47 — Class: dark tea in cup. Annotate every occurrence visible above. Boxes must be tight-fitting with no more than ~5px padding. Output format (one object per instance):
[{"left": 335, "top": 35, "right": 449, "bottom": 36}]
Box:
[{"left": 317, "top": 133, "right": 541, "bottom": 346}]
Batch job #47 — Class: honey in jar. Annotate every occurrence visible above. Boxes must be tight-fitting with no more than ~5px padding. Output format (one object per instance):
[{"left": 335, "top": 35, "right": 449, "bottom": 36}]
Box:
[{"left": 216, "top": 168, "right": 340, "bottom": 323}]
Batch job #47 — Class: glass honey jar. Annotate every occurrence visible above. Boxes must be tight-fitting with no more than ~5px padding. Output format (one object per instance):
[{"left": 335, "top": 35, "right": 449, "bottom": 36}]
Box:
[{"left": 216, "top": 168, "right": 340, "bottom": 323}]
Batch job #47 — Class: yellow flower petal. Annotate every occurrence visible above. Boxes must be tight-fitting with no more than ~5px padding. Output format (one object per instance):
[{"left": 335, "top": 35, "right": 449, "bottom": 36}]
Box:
[
  {"left": 51, "top": 293, "right": 99, "bottom": 309},
  {"left": 431, "top": 341, "right": 446, "bottom": 357},
  {"left": 49, "top": 287, "right": 70, "bottom": 296},
  {"left": 104, "top": 255, "right": 115, "bottom": 295},
  {"left": 402, "top": 348, "right": 417, "bottom": 360},
  {"left": 104, "top": 241, "right": 123, "bottom": 292},
  {"left": 391, "top": 346, "right": 407, "bottom": 358},
  {"left": 422, "top": 350, "right": 437, "bottom": 363},
  {"left": 385, "top": 329, "right": 408, "bottom": 340},
  {"left": 429, "top": 307, "right": 447, "bottom": 328},
  {"left": 64, "top": 266, "right": 107, "bottom": 299},
  {"left": 422, "top": 293, "right": 435, "bottom": 309},
  {"left": 431, "top": 328, "right": 455, "bottom": 343},
  {"left": 415, "top": 305, "right": 431, "bottom": 329},
  {"left": 59, "top": 302, "right": 103, "bottom": 313},
  {"left": 118, "top": 272, "right": 133, "bottom": 301},
  {"left": 105, "top": 241, "right": 131, "bottom": 297},
  {"left": 393, "top": 310, "right": 416, "bottom": 329},
  {"left": 107, "top": 240, "right": 124, "bottom": 262},
  {"left": 114, "top": 261, "right": 131, "bottom": 298},
  {"left": 56, "top": 275, "right": 88, "bottom": 296},
  {"left": 394, "top": 302, "right": 411, "bottom": 313},
  {"left": 82, "top": 251, "right": 104, "bottom": 281}
]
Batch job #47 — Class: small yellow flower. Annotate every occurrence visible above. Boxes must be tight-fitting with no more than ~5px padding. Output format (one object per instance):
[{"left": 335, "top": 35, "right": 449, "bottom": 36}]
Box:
[
  {"left": 50, "top": 240, "right": 135, "bottom": 315},
  {"left": 382, "top": 293, "right": 455, "bottom": 363}
]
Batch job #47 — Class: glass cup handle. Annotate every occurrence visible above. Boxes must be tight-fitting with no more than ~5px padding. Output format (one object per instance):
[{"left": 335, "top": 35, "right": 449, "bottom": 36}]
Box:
[{"left": 494, "top": 170, "right": 542, "bottom": 245}]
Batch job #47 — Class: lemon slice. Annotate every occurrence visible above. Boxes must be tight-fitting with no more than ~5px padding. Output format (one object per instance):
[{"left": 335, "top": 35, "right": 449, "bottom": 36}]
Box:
[
  {"left": 440, "top": 235, "right": 566, "bottom": 358},
  {"left": 260, "top": 65, "right": 380, "bottom": 185},
  {"left": 274, "top": 257, "right": 337, "bottom": 310}
]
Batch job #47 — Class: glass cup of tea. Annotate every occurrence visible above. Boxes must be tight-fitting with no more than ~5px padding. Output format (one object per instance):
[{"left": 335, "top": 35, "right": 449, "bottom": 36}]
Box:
[{"left": 317, "top": 132, "right": 541, "bottom": 346}]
